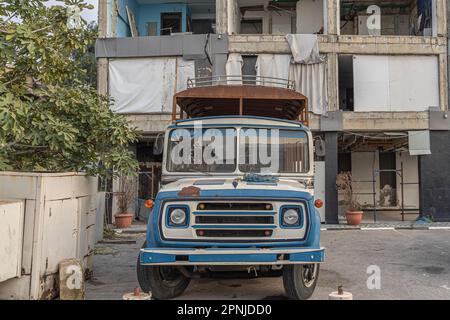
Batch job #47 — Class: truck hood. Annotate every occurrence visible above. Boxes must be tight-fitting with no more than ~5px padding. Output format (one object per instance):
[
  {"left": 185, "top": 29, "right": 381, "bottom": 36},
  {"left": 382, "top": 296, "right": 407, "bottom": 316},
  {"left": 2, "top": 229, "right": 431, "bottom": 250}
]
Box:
[{"left": 161, "top": 177, "right": 313, "bottom": 194}]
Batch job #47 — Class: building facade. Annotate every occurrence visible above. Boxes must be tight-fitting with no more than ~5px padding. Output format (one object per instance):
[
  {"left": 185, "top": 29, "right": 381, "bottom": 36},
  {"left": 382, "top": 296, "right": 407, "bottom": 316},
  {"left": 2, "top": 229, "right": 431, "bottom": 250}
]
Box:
[{"left": 96, "top": 0, "right": 450, "bottom": 223}]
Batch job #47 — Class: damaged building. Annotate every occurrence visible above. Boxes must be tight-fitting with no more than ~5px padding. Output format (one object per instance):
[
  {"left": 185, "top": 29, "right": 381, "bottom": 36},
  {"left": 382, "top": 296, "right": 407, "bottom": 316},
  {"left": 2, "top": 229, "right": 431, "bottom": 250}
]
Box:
[{"left": 96, "top": 0, "right": 450, "bottom": 223}]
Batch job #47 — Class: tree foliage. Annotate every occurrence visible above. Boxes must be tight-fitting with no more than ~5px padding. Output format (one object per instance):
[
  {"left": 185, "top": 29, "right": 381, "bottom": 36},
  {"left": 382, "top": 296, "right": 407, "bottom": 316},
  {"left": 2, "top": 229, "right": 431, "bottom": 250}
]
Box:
[{"left": 0, "top": 0, "right": 138, "bottom": 177}]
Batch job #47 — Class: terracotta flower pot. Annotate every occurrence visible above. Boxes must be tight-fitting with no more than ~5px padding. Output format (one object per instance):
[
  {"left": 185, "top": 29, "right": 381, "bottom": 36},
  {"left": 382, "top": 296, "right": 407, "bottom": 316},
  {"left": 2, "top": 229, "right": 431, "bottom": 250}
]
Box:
[
  {"left": 115, "top": 213, "right": 133, "bottom": 228},
  {"left": 345, "top": 210, "right": 363, "bottom": 226}
]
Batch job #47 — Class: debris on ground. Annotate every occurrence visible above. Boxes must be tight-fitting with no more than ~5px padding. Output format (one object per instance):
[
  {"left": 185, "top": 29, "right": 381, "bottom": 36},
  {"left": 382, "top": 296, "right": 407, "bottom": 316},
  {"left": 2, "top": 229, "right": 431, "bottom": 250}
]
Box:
[{"left": 94, "top": 246, "right": 119, "bottom": 256}]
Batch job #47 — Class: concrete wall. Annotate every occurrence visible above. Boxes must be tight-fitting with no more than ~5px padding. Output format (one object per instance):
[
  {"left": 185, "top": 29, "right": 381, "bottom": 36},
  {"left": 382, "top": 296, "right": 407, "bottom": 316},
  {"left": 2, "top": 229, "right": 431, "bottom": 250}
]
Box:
[
  {"left": 353, "top": 55, "right": 440, "bottom": 112},
  {"left": 420, "top": 130, "right": 450, "bottom": 221},
  {"left": 296, "top": 0, "right": 324, "bottom": 34}
]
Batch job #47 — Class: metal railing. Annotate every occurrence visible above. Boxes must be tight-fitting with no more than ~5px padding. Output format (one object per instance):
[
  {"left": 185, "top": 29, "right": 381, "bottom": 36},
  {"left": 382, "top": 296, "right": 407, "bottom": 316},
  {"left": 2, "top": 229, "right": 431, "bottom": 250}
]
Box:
[{"left": 187, "top": 75, "right": 295, "bottom": 90}]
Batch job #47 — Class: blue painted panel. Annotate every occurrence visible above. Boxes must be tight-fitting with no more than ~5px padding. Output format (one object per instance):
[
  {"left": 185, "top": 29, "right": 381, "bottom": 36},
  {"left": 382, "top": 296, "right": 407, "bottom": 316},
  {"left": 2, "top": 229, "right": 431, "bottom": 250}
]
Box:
[
  {"left": 145, "top": 189, "right": 319, "bottom": 249},
  {"left": 188, "top": 253, "right": 278, "bottom": 263},
  {"left": 290, "top": 250, "right": 325, "bottom": 263},
  {"left": 139, "top": 248, "right": 325, "bottom": 264},
  {"left": 116, "top": 0, "right": 138, "bottom": 37},
  {"left": 140, "top": 252, "right": 176, "bottom": 264},
  {"left": 136, "top": 4, "right": 189, "bottom": 36}
]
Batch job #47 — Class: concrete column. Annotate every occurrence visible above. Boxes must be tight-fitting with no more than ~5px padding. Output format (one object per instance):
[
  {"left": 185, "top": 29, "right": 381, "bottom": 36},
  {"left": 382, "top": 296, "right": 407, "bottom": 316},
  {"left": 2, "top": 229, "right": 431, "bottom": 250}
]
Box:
[
  {"left": 419, "top": 131, "right": 450, "bottom": 222},
  {"left": 439, "top": 53, "right": 448, "bottom": 111},
  {"left": 327, "top": 0, "right": 340, "bottom": 35},
  {"left": 212, "top": 53, "right": 227, "bottom": 78},
  {"left": 97, "top": 58, "right": 108, "bottom": 95},
  {"left": 447, "top": 0, "right": 450, "bottom": 109},
  {"left": 216, "top": 0, "right": 228, "bottom": 34},
  {"left": 97, "top": 1, "right": 109, "bottom": 95},
  {"left": 436, "top": 0, "right": 447, "bottom": 36},
  {"left": 327, "top": 53, "right": 339, "bottom": 111},
  {"left": 98, "top": 0, "right": 107, "bottom": 38},
  {"left": 324, "top": 132, "right": 339, "bottom": 224}
]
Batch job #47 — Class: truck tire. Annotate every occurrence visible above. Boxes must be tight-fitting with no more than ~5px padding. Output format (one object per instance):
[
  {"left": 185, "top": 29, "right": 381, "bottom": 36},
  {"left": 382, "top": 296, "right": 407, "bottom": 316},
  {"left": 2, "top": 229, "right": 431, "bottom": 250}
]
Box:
[
  {"left": 137, "top": 243, "right": 191, "bottom": 299},
  {"left": 282, "top": 264, "right": 320, "bottom": 300}
]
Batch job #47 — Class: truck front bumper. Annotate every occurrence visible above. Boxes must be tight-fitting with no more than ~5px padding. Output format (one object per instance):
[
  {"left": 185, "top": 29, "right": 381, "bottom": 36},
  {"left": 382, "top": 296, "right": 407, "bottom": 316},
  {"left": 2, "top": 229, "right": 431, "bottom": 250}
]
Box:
[{"left": 140, "top": 247, "right": 325, "bottom": 266}]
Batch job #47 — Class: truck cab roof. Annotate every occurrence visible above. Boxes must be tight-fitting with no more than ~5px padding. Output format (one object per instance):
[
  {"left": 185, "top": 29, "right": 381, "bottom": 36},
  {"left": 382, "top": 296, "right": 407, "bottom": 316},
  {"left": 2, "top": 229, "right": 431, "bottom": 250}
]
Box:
[
  {"left": 172, "top": 77, "right": 309, "bottom": 125},
  {"left": 169, "top": 115, "right": 308, "bottom": 131}
]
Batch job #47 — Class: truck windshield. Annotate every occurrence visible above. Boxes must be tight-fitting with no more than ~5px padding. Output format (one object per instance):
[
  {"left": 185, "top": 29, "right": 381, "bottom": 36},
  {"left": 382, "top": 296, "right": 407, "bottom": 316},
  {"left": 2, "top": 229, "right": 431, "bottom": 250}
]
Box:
[
  {"left": 239, "top": 128, "right": 309, "bottom": 173},
  {"left": 166, "top": 128, "right": 237, "bottom": 173},
  {"left": 166, "top": 127, "right": 309, "bottom": 174}
]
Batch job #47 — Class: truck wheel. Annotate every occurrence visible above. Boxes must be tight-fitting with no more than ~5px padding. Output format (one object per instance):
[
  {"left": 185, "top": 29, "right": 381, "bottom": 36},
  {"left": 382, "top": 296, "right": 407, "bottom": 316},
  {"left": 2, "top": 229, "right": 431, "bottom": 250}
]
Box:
[
  {"left": 136, "top": 243, "right": 191, "bottom": 299},
  {"left": 282, "top": 264, "right": 319, "bottom": 300}
]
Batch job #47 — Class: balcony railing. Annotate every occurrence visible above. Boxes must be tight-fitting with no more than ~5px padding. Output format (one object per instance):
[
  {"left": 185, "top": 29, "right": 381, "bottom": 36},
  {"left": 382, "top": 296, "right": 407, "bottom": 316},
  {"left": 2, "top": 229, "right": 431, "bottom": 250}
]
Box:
[{"left": 187, "top": 75, "right": 295, "bottom": 90}]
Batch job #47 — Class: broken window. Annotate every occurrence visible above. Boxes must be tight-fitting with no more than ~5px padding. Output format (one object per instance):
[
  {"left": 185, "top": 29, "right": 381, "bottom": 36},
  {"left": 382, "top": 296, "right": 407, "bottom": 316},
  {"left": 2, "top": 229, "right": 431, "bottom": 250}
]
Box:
[
  {"left": 161, "top": 12, "right": 182, "bottom": 35},
  {"left": 112, "top": 1, "right": 216, "bottom": 37},
  {"left": 191, "top": 19, "right": 216, "bottom": 34},
  {"left": 236, "top": 0, "right": 324, "bottom": 35},
  {"left": 340, "top": 0, "right": 436, "bottom": 36},
  {"left": 240, "top": 19, "right": 263, "bottom": 34},
  {"left": 242, "top": 55, "right": 257, "bottom": 84},
  {"left": 338, "top": 55, "right": 354, "bottom": 111}
]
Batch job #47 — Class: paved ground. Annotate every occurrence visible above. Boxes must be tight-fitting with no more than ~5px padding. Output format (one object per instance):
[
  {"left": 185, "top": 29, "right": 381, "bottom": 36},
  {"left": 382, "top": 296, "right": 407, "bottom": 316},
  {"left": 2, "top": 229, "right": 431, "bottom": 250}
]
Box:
[{"left": 86, "top": 229, "right": 450, "bottom": 300}]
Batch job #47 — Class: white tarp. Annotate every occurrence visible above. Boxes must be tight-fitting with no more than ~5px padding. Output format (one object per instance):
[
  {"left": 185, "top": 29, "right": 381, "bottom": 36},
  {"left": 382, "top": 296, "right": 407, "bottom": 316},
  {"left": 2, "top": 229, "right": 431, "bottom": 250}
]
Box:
[
  {"left": 285, "top": 34, "right": 324, "bottom": 64},
  {"left": 255, "top": 53, "right": 328, "bottom": 115},
  {"left": 225, "top": 53, "right": 243, "bottom": 84},
  {"left": 108, "top": 57, "right": 195, "bottom": 113},
  {"left": 255, "top": 54, "right": 291, "bottom": 87},
  {"left": 353, "top": 55, "right": 439, "bottom": 112},
  {"left": 284, "top": 34, "right": 328, "bottom": 114},
  {"left": 289, "top": 62, "right": 328, "bottom": 115},
  {"left": 408, "top": 130, "right": 431, "bottom": 155}
]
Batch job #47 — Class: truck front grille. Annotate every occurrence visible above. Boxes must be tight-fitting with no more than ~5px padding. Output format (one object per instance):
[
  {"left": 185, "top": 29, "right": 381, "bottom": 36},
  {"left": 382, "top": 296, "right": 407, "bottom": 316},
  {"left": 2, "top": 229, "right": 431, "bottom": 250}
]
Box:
[
  {"left": 196, "top": 229, "right": 273, "bottom": 238},
  {"left": 195, "top": 216, "right": 274, "bottom": 224},
  {"left": 197, "top": 202, "right": 273, "bottom": 211}
]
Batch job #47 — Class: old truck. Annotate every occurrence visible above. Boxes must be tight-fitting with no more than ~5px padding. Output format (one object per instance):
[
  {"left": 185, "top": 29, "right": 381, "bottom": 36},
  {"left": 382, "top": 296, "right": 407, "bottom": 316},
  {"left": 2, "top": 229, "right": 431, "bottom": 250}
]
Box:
[{"left": 137, "top": 76, "right": 325, "bottom": 300}]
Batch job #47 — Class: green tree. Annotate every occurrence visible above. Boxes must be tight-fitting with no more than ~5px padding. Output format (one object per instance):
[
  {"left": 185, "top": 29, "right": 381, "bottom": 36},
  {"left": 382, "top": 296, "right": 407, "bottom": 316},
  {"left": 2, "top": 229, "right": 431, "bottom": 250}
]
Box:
[{"left": 0, "top": 0, "right": 138, "bottom": 177}]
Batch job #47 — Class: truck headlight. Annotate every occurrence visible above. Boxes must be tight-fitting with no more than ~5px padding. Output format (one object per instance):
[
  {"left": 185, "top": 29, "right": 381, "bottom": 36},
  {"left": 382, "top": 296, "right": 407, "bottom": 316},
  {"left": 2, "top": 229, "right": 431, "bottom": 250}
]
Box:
[
  {"left": 281, "top": 207, "right": 301, "bottom": 227},
  {"left": 283, "top": 209, "right": 299, "bottom": 225},
  {"left": 169, "top": 208, "right": 187, "bottom": 225}
]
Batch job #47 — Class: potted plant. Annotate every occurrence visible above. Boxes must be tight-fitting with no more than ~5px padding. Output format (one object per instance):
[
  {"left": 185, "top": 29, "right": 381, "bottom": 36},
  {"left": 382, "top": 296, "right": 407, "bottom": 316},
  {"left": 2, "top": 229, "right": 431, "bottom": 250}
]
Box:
[
  {"left": 115, "top": 175, "right": 136, "bottom": 228},
  {"left": 336, "top": 172, "right": 363, "bottom": 225}
]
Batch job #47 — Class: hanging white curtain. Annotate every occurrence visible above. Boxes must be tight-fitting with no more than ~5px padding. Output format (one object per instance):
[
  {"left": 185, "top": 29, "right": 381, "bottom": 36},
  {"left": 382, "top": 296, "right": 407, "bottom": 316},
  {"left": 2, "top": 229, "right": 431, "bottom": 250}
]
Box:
[
  {"left": 285, "top": 34, "right": 328, "bottom": 115},
  {"left": 225, "top": 53, "right": 243, "bottom": 84},
  {"left": 289, "top": 62, "right": 328, "bottom": 115},
  {"left": 255, "top": 54, "right": 291, "bottom": 87},
  {"left": 286, "top": 34, "right": 324, "bottom": 64},
  {"left": 108, "top": 57, "right": 194, "bottom": 113}
]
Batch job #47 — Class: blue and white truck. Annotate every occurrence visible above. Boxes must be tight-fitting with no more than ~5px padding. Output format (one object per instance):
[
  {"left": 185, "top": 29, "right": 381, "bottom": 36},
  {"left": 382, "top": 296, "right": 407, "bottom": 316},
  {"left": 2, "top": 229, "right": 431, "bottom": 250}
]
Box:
[{"left": 137, "top": 76, "right": 325, "bottom": 300}]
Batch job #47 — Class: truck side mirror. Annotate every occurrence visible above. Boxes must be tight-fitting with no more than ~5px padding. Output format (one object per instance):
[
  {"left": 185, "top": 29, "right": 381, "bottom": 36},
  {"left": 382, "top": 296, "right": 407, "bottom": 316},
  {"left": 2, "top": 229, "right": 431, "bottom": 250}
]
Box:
[
  {"left": 315, "top": 138, "right": 326, "bottom": 157},
  {"left": 153, "top": 133, "right": 164, "bottom": 155}
]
